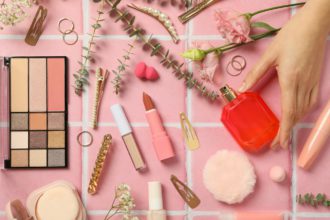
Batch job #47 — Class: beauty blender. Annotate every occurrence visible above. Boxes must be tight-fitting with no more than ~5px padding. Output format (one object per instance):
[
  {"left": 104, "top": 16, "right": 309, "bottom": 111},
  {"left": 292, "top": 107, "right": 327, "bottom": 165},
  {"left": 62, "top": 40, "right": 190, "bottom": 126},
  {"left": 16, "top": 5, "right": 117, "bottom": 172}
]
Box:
[
  {"left": 269, "top": 166, "right": 286, "bottom": 183},
  {"left": 135, "top": 62, "right": 147, "bottom": 79},
  {"left": 203, "top": 150, "right": 256, "bottom": 204},
  {"left": 145, "top": 66, "right": 159, "bottom": 80}
]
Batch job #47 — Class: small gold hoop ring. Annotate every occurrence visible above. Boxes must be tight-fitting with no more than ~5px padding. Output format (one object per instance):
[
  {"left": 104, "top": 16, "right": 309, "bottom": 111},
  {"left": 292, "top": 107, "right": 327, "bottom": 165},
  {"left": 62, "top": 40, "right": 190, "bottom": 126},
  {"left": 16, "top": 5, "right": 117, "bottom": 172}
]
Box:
[
  {"left": 77, "top": 131, "right": 93, "bottom": 147},
  {"left": 226, "top": 59, "right": 243, "bottom": 77},
  {"left": 63, "top": 30, "right": 78, "bottom": 45},
  {"left": 58, "top": 18, "right": 75, "bottom": 34},
  {"left": 231, "top": 55, "right": 246, "bottom": 71}
]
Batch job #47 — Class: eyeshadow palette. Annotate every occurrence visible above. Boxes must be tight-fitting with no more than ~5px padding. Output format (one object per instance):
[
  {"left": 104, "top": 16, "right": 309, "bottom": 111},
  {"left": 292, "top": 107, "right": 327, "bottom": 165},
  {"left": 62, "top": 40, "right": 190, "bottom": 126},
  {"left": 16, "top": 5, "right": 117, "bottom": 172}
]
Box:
[{"left": 0, "top": 57, "right": 68, "bottom": 169}]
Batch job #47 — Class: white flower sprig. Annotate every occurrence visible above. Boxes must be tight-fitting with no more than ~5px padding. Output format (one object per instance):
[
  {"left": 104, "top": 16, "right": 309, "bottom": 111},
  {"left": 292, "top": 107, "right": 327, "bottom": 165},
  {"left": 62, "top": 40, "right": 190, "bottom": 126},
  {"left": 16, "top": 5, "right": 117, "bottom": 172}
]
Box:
[
  {"left": 0, "top": 0, "right": 34, "bottom": 29},
  {"left": 104, "top": 184, "right": 139, "bottom": 220}
]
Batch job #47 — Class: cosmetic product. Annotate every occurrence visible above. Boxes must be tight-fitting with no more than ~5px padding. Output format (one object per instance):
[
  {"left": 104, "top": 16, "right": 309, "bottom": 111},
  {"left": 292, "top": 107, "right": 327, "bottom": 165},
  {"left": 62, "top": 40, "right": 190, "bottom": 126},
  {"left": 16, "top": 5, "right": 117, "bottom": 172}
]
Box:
[
  {"left": 269, "top": 166, "right": 286, "bottom": 183},
  {"left": 88, "top": 134, "right": 112, "bottom": 195},
  {"left": 298, "top": 100, "right": 330, "bottom": 170},
  {"left": 0, "top": 57, "right": 68, "bottom": 169},
  {"left": 6, "top": 181, "right": 87, "bottom": 220},
  {"left": 111, "top": 104, "right": 146, "bottom": 170},
  {"left": 135, "top": 62, "right": 147, "bottom": 79},
  {"left": 235, "top": 212, "right": 283, "bottom": 220},
  {"left": 148, "top": 182, "right": 166, "bottom": 220},
  {"left": 178, "top": 0, "right": 220, "bottom": 24},
  {"left": 146, "top": 66, "right": 160, "bottom": 81},
  {"left": 220, "top": 84, "right": 279, "bottom": 153},
  {"left": 77, "top": 131, "right": 94, "bottom": 147},
  {"left": 143, "top": 92, "right": 175, "bottom": 161},
  {"left": 203, "top": 150, "right": 256, "bottom": 204},
  {"left": 127, "top": 4, "right": 179, "bottom": 44},
  {"left": 180, "top": 112, "right": 199, "bottom": 150},
  {"left": 90, "top": 68, "right": 109, "bottom": 128},
  {"left": 170, "top": 175, "right": 200, "bottom": 208},
  {"left": 25, "top": 6, "right": 47, "bottom": 46}
]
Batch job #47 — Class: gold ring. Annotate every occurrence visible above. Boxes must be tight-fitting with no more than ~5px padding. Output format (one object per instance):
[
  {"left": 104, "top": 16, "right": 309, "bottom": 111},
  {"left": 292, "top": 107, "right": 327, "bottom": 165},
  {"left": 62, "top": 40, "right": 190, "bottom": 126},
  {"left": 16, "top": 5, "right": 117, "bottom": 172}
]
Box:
[
  {"left": 63, "top": 30, "right": 79, "bottom": 45},
  {"left": 58, "top": 18, "right": 75, "bottom": 34},
  {"left": 226, "top": 59, "right": 243, "bottom": 77},
  {"left": 77, "top": 131, "right": 93, "bottom": 147},
  {"left": 231, "top": 55, "right": 246, "bottom": 71}
]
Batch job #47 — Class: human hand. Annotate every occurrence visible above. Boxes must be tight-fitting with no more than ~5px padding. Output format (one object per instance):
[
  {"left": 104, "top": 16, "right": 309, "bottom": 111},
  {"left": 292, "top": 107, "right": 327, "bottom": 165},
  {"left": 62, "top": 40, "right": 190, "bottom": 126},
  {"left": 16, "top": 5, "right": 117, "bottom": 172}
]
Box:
[{"left": 238, "top": 1, "right": 330, "bottom": 150}]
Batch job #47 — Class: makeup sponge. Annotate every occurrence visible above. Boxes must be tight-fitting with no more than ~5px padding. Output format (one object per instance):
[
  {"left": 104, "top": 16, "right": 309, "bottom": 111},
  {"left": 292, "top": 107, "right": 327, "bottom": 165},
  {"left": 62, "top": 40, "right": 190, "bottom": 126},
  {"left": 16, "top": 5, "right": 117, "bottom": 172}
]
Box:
[
  {"left": 269, "top": 166, "right": 286, "bottom": 183},
  {"left": 145, "top": 66, "right": 159, "bottom": 80},
  {"left": 203, "top": 150, "right": 256, "bottom": 204},
  {"left": 135, "top": 62, "right": 147, "bottom": 79}
]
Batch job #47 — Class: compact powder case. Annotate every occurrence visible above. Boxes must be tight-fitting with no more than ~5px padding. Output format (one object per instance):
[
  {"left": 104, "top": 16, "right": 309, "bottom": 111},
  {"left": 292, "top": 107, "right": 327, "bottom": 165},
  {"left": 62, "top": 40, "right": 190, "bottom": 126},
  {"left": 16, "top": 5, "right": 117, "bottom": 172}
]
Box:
[{"left": 0, "top": 57, "right": 68, "bottom": 169}]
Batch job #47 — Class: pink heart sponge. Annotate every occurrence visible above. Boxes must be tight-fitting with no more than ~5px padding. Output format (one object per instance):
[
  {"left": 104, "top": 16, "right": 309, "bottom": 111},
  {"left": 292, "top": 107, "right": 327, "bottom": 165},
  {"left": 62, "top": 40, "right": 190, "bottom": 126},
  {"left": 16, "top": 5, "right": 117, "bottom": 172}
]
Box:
[
  {"left": 146, "top": 66, "right": 159, "bottom": 80},
  {"left": 135, "top": 62, "right": 147, "bottom": 79}
]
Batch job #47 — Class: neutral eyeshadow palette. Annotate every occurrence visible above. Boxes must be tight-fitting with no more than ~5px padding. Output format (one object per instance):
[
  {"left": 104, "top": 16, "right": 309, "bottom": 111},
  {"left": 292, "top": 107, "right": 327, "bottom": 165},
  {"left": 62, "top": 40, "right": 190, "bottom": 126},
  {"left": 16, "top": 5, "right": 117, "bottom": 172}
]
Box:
[{"left": 0, "top": 57, "right": 68, "bottom": 169}]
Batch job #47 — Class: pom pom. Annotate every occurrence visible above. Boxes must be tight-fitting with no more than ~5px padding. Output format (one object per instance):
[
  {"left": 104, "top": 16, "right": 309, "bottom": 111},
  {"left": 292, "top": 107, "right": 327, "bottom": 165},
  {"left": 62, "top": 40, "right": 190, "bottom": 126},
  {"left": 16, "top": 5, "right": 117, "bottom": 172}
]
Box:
[
  {"left": 146, "top": 66, "right": 159, "bottom": 80},
  {"left": 203, "top": 150, "right": 256, "bottom": 204},
  {"left": 269, "top": 166, "right": 286, "bottom": 183},
  {"left": 135, "top": 62, "right": 147, "bottom": 79}
]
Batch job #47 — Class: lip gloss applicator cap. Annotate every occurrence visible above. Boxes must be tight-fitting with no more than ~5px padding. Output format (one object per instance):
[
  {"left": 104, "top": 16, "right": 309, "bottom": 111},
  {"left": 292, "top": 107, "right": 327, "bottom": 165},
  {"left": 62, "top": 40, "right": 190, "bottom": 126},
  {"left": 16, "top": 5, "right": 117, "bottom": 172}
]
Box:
[{"left": 148, "top": 181, "right": 163, "bottom": 211}]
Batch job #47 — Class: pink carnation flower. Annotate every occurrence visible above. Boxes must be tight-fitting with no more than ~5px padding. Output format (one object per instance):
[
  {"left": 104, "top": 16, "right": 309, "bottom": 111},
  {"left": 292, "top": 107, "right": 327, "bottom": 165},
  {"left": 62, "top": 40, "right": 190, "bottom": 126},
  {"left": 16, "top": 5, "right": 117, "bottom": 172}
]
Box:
[
  {"left": 214, "top": 9, "right": 252, "bottom": 44},
  {"left": 192, "top": 41, "right": 219, "bottom": 83}
]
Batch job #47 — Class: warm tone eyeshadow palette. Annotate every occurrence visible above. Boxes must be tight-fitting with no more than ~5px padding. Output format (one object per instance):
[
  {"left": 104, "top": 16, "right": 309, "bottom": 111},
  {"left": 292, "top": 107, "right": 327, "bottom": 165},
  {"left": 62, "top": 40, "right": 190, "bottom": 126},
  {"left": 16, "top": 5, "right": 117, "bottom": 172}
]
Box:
[{"left": 0, "top": 57, "right": 68, "bottom": 169}]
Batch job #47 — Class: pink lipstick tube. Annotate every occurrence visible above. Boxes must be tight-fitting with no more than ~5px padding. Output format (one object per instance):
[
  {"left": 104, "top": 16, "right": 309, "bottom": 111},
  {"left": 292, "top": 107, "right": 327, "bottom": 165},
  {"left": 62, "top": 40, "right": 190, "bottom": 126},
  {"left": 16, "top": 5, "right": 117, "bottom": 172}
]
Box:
[
  {"left": 146, "top": 109, "right": 175, "bottom": 161},
  {"left": 298, "top": 100, "right": 330, "bottom": 170}
]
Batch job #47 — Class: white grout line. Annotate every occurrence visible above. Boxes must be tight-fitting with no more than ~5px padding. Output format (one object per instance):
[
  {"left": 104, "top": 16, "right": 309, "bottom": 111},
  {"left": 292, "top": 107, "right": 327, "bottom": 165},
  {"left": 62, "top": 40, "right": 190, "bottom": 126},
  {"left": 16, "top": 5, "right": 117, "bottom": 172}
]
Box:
[
  {"left": 296, "top": 212, "right": 330, "bottom": 218},
  {"left": 88, "top": 210, "right": 188, "bottom": 216},
  {"left": 68, "top": 121, "right": 83, "bottom": 127},
  {"left": 81, "top": 0, "right": 90, "bottom": 208}
]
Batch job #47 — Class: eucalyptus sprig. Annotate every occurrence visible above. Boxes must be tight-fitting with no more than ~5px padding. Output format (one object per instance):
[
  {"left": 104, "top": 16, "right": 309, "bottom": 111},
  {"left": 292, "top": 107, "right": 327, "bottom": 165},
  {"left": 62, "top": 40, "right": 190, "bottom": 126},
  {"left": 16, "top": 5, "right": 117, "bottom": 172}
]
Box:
[
  {"left": 297, "top": 193, "right": 330, "bottom": 208},
  {"left": 74, "top": 0, "right": 105, "bottom": 95},
  {"left": 105, "top": 0, "right": 219, "bottom": 101},
  {"left": 111, "top": 44, "right": 134, "bottom": 95}
]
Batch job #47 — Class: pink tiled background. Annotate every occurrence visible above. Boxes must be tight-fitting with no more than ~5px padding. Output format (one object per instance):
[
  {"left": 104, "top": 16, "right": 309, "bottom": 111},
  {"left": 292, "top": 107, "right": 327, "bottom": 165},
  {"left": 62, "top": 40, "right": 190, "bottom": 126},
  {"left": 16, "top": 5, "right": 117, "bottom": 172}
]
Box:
[{"left": 0, "top": 0, "right": 329, "bottom": 220}]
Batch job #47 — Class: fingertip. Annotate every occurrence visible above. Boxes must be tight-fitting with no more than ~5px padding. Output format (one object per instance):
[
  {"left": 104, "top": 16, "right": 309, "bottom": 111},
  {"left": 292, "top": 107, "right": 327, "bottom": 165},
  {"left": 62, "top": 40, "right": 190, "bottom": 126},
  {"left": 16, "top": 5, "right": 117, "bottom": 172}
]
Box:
[{"left": 238, "top": 81, "right": 247, "bottom": 93}]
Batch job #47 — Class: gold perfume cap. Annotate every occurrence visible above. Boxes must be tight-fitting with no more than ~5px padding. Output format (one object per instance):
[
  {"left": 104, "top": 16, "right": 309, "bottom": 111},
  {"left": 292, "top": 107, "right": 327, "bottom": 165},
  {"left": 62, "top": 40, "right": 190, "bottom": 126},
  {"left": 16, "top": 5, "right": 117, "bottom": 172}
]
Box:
[{"left": 220, "top": 85, "right": 237, "bottom": 102}]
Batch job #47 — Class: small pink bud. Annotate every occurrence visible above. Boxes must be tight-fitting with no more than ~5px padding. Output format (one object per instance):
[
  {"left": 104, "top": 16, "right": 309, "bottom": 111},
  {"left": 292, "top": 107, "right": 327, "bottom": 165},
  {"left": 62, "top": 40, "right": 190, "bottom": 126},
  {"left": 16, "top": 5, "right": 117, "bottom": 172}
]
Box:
[
  {"left": 135, "top": 62, "right": 147, "bottom": 79},
  {"left": 146, "top": 66, "right": 159, "bottom": 80}
]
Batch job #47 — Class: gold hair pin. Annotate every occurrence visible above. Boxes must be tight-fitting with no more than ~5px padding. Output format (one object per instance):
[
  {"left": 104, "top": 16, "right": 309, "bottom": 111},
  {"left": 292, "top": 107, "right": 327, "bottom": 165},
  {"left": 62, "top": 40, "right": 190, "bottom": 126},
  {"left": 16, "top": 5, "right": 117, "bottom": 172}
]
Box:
[
  {"left": 178, "top": 0, "right": 220, "bottom": 24},
  {"left": 170, "top": 175, "right": 201, "bottom": 208},
  {"left": 180, "top": 112, "right": 199, "bottom": 151},
  {"left": 127, "top": 4, "right": 179, "bottom": 44},
  {"left": 91, "top": 68, "right": 109, "bottom": 128},
  {"left": 25, "top": 6, "right": 47, "bottom": 46},
  {"left": 88, "top": 134, "right": 112, "bottom": 195}
]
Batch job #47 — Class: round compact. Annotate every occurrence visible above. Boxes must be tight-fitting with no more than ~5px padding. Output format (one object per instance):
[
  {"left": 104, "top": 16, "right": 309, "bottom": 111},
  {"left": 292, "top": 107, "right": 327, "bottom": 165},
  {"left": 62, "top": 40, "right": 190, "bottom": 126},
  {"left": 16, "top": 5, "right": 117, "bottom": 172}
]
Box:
[{"left": 203, "top": 150, "right": 256, "bottom": 204}]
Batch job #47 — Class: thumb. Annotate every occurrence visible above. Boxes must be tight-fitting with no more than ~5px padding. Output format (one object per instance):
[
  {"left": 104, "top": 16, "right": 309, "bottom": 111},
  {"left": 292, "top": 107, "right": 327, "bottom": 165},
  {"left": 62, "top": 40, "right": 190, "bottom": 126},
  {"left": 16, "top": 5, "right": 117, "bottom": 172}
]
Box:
[{"left": 238, "top": 51, "right": 276, "bottom": 92}]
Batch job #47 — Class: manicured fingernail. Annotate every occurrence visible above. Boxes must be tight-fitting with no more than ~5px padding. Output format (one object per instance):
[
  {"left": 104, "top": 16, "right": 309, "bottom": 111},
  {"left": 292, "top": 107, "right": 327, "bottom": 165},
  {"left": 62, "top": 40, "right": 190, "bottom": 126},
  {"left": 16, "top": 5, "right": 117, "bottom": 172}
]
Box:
[
  {"left": 271, "top": 142, "right": 280, "bottom": 150},
  {"left": 282, "top": 139, "right": 289, "bottom": 149},
  {"left": 238, "top": 82, "right": 246, "bottom": 92}
]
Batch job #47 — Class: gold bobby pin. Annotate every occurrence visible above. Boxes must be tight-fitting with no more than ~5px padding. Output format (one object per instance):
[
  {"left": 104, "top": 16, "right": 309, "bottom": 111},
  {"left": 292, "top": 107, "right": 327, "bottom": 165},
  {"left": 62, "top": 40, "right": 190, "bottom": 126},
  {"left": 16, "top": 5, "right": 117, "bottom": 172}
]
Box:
[
  {"left": 180, "top": 112, "right": 199, "bottom": 151},
  {"left": 170, "top": 175, "right": 201, "bottom": 209},
  {"left": 127, "top": 4, "right": 179, "bottom": 44},
  {"left": 178, "top": 0, "right": 220, "bottom": 24},
  {"left": 25, "top": 6, "right": 47, "bottom": 46},
  {"left": 91, "top": 68, "right": 109, "bottom": 128},
  {"left": 88, "top": 134, "right": 112, "bottom": 195}
]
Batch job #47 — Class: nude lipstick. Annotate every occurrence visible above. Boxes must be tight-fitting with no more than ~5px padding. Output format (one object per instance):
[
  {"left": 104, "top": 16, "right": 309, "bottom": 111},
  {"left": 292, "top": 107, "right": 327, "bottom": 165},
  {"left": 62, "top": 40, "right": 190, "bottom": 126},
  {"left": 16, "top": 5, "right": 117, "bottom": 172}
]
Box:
[
  {"left": 143, "top": 92, "right": 175, "bottom": 161},
  {"left": 298, "top": 100, "right": 330, "bottom": 170},
  {"left": 111, "top": 104, "right": 146, "bottom": 171}
]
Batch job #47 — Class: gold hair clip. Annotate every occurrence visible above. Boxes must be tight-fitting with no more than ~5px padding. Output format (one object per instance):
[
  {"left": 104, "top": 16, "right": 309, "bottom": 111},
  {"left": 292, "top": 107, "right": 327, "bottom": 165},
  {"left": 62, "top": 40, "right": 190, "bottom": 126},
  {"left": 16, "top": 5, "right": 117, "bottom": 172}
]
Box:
[
  {"left": 88, "top": 134, "right": 112, "bottom": 195},
  {"left": 90, "top": 68, "right": 109, "bottom": 128},
  {"left": 180, "top": 112, "right": 199, "bottom": 151},
  {"left": 170, "top": 175, "right": 201, "bottom": 208},
  {"left": 25, "top": 6, "right": 47, "bottom": 46},
  {"left": 178, "top": 0, "right": 219, "bottom": 24},
  {"left": 127, "top": 4, "right": 179, "bottom": 44}
]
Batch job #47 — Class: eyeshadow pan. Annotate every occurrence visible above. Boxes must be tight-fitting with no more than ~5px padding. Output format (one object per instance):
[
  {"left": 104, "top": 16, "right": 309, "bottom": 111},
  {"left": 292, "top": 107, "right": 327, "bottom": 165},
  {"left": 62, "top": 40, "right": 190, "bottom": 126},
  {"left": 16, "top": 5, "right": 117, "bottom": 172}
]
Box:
[
  {"left": 29, "top": 150, "right": 47, "bottom": 167},
  {"left": 29, "top": 58, "right": 47, "bottom": 112},
  {"left": 11, "top": 113, "right": 28, "bottom": 130},
  {"left": 30, "top": 131, "right": 47, "bottom": 149},
  {"left": 48, "top": 131, "right": 65, "bottom": 148},
  {"left": 11, "top": 58, "right": 28, "bottom": 112},
  {"left": 29, "top": 113, "right": 47, "bottom": 130},
  {"left": 48, "top": 149, "right": 65, "bottom": 167},
  {"left": 48, "top": 113, "right": 65, "bottom": 130},
  {"left": 11, "top": 150, "right": 28, "bottom": 167},
  {"left": 11, "top": 132, "right": 28, "bottom": 149},
  {"left": 48, "top": 58, "right": 65, "bottom": 111}
]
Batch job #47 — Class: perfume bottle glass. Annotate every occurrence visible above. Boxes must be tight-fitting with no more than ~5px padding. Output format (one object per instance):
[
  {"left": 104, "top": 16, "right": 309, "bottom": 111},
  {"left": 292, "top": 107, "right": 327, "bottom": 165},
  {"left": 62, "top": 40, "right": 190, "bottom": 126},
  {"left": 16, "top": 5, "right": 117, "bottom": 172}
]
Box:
[{"left": 220, "top": 85, "right": 279, "bottom": 153}]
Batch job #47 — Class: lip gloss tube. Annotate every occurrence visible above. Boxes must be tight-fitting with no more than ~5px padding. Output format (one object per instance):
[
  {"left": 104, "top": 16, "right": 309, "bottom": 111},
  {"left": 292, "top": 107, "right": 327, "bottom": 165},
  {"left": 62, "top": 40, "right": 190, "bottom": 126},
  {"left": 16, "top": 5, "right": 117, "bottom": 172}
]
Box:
[
  {"left": 111, "top": 104, "right": 146, "bottom": 171},
  {"left": 298, "top": 100, "right": 330, "bottom": 170},
  {"left": 147, "top": 181, "right": 166, "bottom": 220}
]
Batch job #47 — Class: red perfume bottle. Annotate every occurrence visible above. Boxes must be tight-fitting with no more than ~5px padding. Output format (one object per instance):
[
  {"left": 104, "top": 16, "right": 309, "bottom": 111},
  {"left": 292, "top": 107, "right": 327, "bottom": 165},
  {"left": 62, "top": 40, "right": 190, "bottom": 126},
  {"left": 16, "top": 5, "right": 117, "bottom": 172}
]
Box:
[{"left": 220, "top": 85, "right": 279, "bottom": 153}]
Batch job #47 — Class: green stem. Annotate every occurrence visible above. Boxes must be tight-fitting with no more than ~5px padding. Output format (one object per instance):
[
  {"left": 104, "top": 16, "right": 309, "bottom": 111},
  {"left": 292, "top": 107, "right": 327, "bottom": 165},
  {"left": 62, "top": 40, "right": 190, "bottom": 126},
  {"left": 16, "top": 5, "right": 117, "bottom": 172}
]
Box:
[
  {"left": 250, "top": 2, "right": 305, "bottom": 17},
  {"left": 205, "top": 28, "right": 280, "bottom": 55}
]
